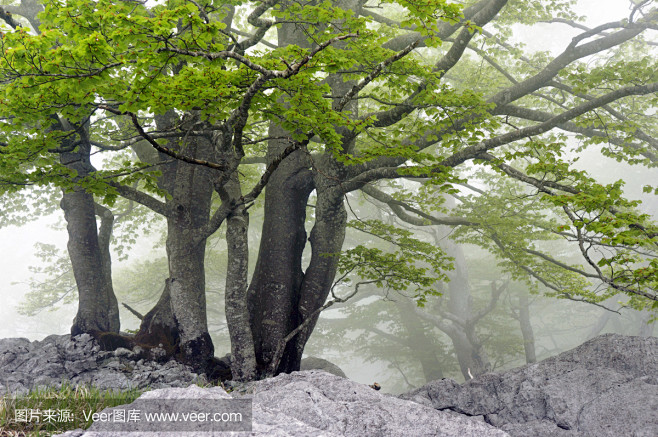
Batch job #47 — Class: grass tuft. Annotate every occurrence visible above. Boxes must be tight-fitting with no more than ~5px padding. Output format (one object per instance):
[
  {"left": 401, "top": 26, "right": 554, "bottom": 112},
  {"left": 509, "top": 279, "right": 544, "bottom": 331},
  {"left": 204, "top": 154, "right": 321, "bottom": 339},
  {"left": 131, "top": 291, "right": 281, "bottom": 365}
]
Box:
[{"left": 0, "top": 382, "right": 143, "bottom": 436}]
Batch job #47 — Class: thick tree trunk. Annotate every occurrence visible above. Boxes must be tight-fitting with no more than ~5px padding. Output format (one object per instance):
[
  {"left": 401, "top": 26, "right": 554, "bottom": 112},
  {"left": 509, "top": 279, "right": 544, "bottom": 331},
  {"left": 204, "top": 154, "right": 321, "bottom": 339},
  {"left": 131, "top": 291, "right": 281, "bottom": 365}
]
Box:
[
  {"left": 288, "top": 184, "right": 346, "bottom": 370},
  {"left": 447, "top": 328, "right": 491, "bottom": 379},
  {"left": 58, "top": 120, "right": 120, "bottom": 335},
  {"left": 166, "top": 221, "right": 213, "bottom": 366},
  {"left": 94, "top": 203, "right": 121, "bottom": 333},
  {"left": 247, "top": 132, "right": 314, "bottom": 374},
  {"left": 246, "top": 16, "right": 316, "bottom": 375},
  {"left": 164, "top": 133, "right": 215, "bottom": 368},
  {"left": 134, "top": 112, "right": 216, "bottom": 370},
  {"left": 244, "top": 1, "right": 360, "bottom": 377},
  {"left": 135, "top": 279, "right": 178, "bottom": 353}
]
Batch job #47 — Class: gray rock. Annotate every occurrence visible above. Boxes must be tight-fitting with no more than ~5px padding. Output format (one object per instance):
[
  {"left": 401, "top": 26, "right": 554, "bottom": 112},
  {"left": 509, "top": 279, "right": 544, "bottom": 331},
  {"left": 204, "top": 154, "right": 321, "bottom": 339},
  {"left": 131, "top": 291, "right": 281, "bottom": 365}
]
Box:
[
  {"left": 56, "top": 371, "right": 507, "bottom": 437},
  {"left": 0, "top": 334, "right": 204, "bottom": 394},
  {"left": 249, "top": 370, "right": 507, "bottom": 436},
  {"left": 218, "top": 354, "right": 347, "bottom": 379},
  {"left": 300, "top": 356, "right": 347, "bottom": 378},
  {"left": 113, "top": 347, "right": 133, "bottom": 357},
  {"left": 401, "top": 334, "right": 658, "bottom": 437}
]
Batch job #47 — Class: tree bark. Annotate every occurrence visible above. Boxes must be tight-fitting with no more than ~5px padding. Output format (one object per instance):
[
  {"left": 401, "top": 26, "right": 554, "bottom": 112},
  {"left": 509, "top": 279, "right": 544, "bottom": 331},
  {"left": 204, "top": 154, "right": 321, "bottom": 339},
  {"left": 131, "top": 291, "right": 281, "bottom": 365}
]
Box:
[
  {"left": 288, "top": 183, "right": 347, "bottom": 371},
  {"left": 58, "top": 119, "right": 120, "bottom": 335},
  {"left": 247, "top": 131, "right": 314, "bottom": 374},
  {"left": 439, "top": 230, "right": 492, "bottom": 379},
  {"left": 223, "top": 173, "right": 257, "bottom": 381},
  {"left": 134, "top": 112, "right": 216, "bottom": 370}
]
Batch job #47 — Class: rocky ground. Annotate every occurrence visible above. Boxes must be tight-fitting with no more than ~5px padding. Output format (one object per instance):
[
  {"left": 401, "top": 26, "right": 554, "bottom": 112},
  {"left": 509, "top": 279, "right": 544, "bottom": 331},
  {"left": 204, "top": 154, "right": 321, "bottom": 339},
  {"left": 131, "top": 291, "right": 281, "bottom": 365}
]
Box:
[
  {"left": 1, "top": 333, "right": 656, "bottom": 436},
  {"left": 0, "top": 333, "right": 206, "bottom": 393},
  {"left": 401, "top": 333, "right": 658, "bottom": 436},
  {"left": 57, "top": 371, "right": 506, "bottom": 437}
]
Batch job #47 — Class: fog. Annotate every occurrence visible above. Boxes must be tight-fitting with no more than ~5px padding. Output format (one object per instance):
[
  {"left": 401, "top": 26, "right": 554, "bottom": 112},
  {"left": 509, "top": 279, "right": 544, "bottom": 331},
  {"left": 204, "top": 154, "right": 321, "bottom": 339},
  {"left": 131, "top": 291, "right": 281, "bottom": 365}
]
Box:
[{"left": 0, "top": 0, "right": 656, "bottom": 394}]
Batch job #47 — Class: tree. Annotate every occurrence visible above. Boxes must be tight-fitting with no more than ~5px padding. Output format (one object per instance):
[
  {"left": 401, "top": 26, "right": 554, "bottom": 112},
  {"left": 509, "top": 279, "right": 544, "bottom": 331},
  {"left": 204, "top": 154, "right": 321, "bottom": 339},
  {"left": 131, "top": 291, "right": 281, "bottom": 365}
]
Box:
[{"left": 1, "top": 0, "right": 656, "bottom": 381}]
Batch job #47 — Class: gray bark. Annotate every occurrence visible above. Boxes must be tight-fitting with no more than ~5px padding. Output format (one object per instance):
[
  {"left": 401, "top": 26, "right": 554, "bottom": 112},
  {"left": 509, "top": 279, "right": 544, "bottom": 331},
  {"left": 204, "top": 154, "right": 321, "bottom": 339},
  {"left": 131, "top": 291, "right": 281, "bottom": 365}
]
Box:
[
  {"left": 163, "top": 130, "right": 215, "bottom": 366},
  {"left": 247, "top": 3, "right": 364, "bottom": 374},
  {"left": 58, "top": 119, "right": 120, "bottom": 335},
  {"left": 291, "top": 183, "right": 347, "bottom": 368},
  {"left": 133, "top": 111, "right": 216, "bottom": 368},
  {"left": 436, "top": 229, "right": 493, "bottom": 379},
  {"left": 223, "top": 174, "right": 257, "bottom": 381},
  {"left": 246, "top": 16, "right": 316, "bottom": 375},
  {"left": 94, "top": 203, "right": 121, "bottom": 333},
  {"left": 247, "top": 131, "right": 314, "bottom": 373}
]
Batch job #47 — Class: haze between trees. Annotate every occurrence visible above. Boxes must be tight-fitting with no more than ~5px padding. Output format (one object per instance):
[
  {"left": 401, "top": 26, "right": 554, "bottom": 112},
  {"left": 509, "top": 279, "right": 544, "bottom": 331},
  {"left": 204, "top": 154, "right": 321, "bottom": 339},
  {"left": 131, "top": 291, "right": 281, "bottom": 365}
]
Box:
[{"left": 0, "top": 0, "right": 656, "bottom": 382}]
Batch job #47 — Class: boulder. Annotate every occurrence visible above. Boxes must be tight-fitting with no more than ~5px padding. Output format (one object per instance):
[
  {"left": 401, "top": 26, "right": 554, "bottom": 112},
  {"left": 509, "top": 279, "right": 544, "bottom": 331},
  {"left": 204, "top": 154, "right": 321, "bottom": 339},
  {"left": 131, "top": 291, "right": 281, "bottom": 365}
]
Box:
[
  {"left": 400, "top": 333, "right": 658, "bottom": 436},
  {"left": 57, "top": 370, "right": 508, "bottom": 436},
  {"left": 214, "top": 354, "right": 347, "bottom": 379},
  {"left": 0, "top": 334, "right": 205, "bottom": 394},
  {"left": 300, "top": 356, "right": 347, "bottom": 378}
]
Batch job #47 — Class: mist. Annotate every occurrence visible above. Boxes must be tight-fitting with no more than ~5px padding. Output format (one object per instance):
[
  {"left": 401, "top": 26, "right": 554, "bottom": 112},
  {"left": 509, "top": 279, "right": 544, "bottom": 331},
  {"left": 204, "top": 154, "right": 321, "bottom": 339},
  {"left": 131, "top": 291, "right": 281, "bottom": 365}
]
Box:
[{"left": 0, "top": 0, "right": 656, "bottom": 397}]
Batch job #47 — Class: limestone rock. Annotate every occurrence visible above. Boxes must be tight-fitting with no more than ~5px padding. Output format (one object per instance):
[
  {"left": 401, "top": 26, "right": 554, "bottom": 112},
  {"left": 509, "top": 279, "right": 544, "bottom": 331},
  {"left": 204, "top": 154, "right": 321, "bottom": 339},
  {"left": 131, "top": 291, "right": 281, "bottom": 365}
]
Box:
[
  {"left": 57, "top": 371, "right": 507, "bottom": 437},
  {"left": 300, "top": 356, "right": 347, "bottom": 378},
  {"left": 400, "top": 334, "right": 658, "bottom": 437},
  {"left": 0, "top": 334, "right": 205, "bottom": 395}
]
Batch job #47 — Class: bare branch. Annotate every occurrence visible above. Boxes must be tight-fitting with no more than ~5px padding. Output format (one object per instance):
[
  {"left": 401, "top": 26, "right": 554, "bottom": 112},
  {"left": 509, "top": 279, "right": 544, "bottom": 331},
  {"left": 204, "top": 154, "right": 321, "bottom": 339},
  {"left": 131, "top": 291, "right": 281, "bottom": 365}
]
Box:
[
  {"left": 360, "top": 184, "right": 478, "bottom": 227},
  {"left": 98, "top": 106, "right": 227, "bottom": 171}
]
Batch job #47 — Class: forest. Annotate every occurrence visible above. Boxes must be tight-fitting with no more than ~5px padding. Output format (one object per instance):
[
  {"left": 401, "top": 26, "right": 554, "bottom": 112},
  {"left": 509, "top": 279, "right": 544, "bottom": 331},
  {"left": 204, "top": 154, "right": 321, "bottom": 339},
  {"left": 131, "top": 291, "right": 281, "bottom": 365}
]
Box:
[{"left": 0, "top": 0, "right": 656, "bottom": 391}]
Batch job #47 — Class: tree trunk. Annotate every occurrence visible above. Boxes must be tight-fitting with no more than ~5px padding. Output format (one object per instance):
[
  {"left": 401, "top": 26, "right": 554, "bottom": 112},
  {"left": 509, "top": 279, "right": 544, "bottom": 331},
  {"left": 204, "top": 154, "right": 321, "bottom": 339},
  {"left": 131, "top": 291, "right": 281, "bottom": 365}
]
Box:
[
  {"left": 135, "top": 279, "right": 178, "bottom": 353},
  {"left": 94, "top": 203, "right": 121, "bottom": 333},
  {"left": 164, "top": 132, "right": 216, "bottom": 368},
  {"left": 441, "top": 231, "right": 492, "bottom": 379},
  {"left": 247, "top": 132, "right": 314, "bottom": 374},
  {"left": 58, "top": 119, "right": 120, "bottom": 335},
  {"left": 243, "top": 1, "right": 360, "bottom": 377},
  {"left": 288, "top": 183, "right": 346, "bottom": 370},
  {"left": 223, "top": 174, "right": 257, "bottom": 381},
  {"left": 134, "top": 112, "right": 216, "bottom": 370},
  {"left": 397, "top": 304, "right": 444, "bottom": 382},
  {"left": 518, "top": 292, "right": 536, "bottom": 363}
]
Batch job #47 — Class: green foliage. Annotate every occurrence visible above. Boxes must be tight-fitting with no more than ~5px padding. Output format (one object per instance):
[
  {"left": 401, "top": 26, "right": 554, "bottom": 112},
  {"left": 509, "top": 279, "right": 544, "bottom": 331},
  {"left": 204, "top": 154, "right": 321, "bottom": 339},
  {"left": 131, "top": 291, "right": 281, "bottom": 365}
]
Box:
[{"left": 336, "top": 219, "right": 453, "bottom": 305}]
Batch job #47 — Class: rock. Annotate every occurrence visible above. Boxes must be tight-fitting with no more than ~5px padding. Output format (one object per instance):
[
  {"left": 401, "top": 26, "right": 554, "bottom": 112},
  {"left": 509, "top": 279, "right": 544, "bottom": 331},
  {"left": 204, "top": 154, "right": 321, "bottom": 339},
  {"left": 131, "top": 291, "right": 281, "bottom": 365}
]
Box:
[
  {"left": 113, "top": 347, "right": 133, "bottom": 357},
  {"left": 150, "top": 346, "right": 167, "bottom": 361},
  {"left": 56, "top": 371, "right": 508, "bottom": 436},
  {"left": 216, "top": 354, "right": 347, "bottom": 379},
  {"left": 0, "top": 334, "right": 205, "bottom": 394},
  {"left": 400, "top": 334, "right": 658, "bottom": 437},
  {"left": 300, "top": 356, "right": 347, "bottom": 378}
]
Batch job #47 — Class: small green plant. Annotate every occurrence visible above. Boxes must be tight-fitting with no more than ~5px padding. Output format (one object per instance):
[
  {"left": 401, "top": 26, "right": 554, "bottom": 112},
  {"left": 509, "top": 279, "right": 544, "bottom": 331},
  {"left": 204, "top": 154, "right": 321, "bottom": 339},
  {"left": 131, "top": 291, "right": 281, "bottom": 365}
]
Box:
[{"left": 0, "top": 383, "right": 144, "bottom": 436}]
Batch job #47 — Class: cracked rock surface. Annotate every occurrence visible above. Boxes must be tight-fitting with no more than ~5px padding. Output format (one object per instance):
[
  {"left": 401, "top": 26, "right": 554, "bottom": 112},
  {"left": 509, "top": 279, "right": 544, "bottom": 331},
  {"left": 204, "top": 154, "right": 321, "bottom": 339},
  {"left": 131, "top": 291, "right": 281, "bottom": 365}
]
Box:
[
  {"left": 0, "top": 334, "right": 206, "bottom": 394},
  {"left": 58, "top": 371, "right": 508, "bottom": 437},
  {"left": 400, "top": 333, "right": 658, "bottom": 437}
]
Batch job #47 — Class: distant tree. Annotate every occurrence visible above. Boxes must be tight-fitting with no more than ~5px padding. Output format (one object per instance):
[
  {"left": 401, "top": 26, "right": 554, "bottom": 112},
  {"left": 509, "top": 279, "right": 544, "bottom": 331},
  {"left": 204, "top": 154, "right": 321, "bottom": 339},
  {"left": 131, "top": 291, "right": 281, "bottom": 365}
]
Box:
[{"left": 1, "top": 0, "right": 656, "bottom": 382}]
